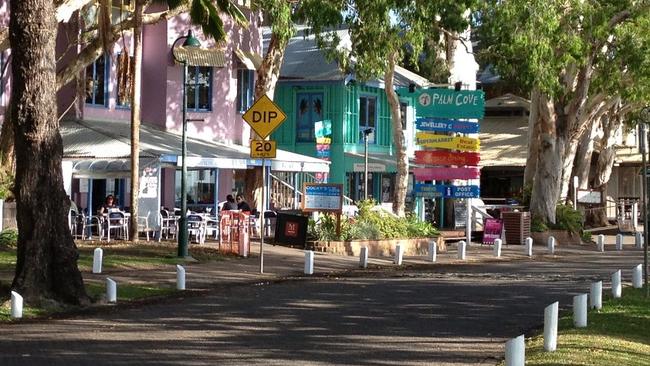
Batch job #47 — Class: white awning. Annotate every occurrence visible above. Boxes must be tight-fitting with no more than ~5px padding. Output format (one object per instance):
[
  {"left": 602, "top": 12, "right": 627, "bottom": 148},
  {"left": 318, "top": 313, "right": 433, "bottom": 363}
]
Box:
[{"left": 61, "top": 119, "right": 329, "bottom": 174}]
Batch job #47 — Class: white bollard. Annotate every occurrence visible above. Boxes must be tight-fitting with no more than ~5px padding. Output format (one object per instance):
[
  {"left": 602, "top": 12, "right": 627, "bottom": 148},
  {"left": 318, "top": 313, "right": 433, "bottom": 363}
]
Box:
[
  {"left": 547, "top": 236, "right": 556, "bottom": 254},
  {"left": 504, "top": 334, "right": 526, "bottom": 366},
  {"left": 394, "top": 245, "right": 404, "bottom": 266},
  {"left": 633, "top": 264, "right": 643, "bottom": 288},
  {"left": 304, "top": 250, "right": 314, "bottom": 275},
  {"left": 428, "top": 240, "right": 437, "bottom": 262},
  {"left": 597, "top": 235, "right": 605, "bottom": 252},
  {"left": 525, "top": 237, "right": 533, "bottom": 257},
  {"left": 359, "top": 246, "right": 369, "bottom": 269},
  {"left": 635, "top": 232, "right": 643, "bottom": 249},
  {"left": 543, "top": 301, "right": 559, "bottom": 352},
  {"left": 494, "top": 239, "right": 502, "bottom": 258},
  {"left": 612, "top": 270, "right": 622, "bottom": 298},
  {"left": 106, "top": 277, "right": 117, "bottom": 303},
  {"left": 457, "top": 241, "right": 466, "bottom": 260},
  {"left": 10, "top": 291, "right": 23, "bottom": 319},
  {"left": 616, "top": 234, "right": 623, "bottom": 251},
  {"left": 573, "top": 293, "right": 588, "bottom": 328},
  {"left": 176, "top": 264, "right": 186, "bottom": 290},
  {"left": 92, "top": 248, "right": 103, "bottom": 274},
  {"left": 590, "top": 281, "right": 602, "bottom": 310}
]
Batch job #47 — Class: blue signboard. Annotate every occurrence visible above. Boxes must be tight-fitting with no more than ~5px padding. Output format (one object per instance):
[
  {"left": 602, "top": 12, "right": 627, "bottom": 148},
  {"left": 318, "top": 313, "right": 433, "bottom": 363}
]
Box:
[
  {"left": 399, "top": 88, "right": 485, "bottom": 119},
  {"left": 303, "top": 183, "right": 343, "bottom": 212},
  {"left": 416, "top": 118, "right": 480, "bottom": 134},
  {"left": 414, "top": 184, "right": 480, "bottom": 198}
]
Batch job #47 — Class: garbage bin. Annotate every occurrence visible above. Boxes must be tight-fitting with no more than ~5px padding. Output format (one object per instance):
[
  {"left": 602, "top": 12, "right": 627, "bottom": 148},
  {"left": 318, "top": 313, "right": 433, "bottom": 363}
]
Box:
[
  {"left": 502, "top": 211, "right": 531, "bottom": 245},
  {"left": 275, "top": 212, "right": 309, "bottom": 247}
]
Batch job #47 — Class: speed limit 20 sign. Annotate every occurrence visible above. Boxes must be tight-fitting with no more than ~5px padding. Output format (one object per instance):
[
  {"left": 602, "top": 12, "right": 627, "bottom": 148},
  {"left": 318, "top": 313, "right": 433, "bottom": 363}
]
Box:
[{"left": 250, "top": 140, "right": 277, "bottom": 158}]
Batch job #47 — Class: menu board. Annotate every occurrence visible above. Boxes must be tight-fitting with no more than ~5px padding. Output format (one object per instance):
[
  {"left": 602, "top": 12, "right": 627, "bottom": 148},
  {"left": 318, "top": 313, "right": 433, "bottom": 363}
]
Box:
[
  {"left": 302, "top": 183, "right": 343, "bottom": 213},
  {"left": 483, "top": 218, "right": 503, "bottom": 244}
]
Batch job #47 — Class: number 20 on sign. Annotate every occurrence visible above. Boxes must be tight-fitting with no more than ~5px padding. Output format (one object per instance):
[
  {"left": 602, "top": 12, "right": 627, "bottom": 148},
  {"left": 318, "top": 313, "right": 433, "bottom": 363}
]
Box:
[{"left": 250, "top": 140, "right": 277, "bottom": 159}]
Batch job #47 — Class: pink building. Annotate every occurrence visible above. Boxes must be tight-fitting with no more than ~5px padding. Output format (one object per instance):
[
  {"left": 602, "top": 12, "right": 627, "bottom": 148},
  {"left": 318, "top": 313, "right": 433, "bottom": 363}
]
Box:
[{"left": 1, "top": 2, "right": 327, "bottom": 232}]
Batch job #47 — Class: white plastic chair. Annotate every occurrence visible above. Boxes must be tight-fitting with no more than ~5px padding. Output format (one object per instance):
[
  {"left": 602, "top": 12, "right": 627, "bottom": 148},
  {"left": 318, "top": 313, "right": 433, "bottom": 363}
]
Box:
[
  {"left": 105, "top": 211, "right": 128, "bottom": 242},
  {"left": 186, "top": 214, "right": 205, "bottom": 244}
]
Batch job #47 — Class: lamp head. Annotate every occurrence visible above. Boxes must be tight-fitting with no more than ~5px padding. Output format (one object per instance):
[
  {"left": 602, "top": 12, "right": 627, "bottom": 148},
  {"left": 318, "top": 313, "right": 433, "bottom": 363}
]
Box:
[
  {"left": 182, "top": 30, "right": 201, "bottom": 48},
  {"left": 363, "top": 128, "right": 374, "bottom": 136}
]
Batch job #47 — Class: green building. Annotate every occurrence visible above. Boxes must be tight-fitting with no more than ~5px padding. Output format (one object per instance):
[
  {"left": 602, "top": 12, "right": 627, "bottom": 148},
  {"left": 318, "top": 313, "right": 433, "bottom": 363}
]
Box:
[{"left": 270, "top": 29, "right": 430, "bottom": 203}]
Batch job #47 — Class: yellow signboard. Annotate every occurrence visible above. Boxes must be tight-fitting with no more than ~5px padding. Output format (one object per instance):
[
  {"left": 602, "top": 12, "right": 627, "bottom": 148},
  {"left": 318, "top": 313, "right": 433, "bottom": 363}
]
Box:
[
  {"left": 416, "top": 132, "right": 480, "bottom": 152},
  {"left": 250, "top": 140, "right": 277, "bottom": 159},
  {"left": 242, "top": 95, "right": 287, "bottom": 139}
]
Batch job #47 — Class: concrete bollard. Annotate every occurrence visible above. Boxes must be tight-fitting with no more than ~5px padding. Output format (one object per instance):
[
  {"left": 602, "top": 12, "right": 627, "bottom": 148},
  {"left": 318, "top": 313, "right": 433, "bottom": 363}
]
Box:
[
  {"left": 457, "top": 241, "right": 466, "bottom": 260},
  {"left": 92, "top": 248, "right": 103, "bottom": 274},
  {"left": 494, "top": 239, "right": 502, "bottom": 258},
  {"left": 612, "top": 270, "right": 622, "bottom": 298},
  {"left": 597, "top": 235, "right": 605, "bottom": 252},
  {"left": 304, "top": 250, "right": 314, "bottom": 275},
  {"left": 616, "top": 234, "right": 623, "bottom": 251},
  {"left": 504, "top": 334, "right": 525, "bottom": 366},
  {"left": 106, "top": 278, "right": 117, "bottom": 303},
  {"left": 547, "top": 236, "right": 556, "bottom": 254},
  {"left": 543, "top": 301, "right": 559, "bottom": 352},
  {"left": 573, "top": 293, "right": 588, "bottom": 328},
  {"left": 633, "top": 264, "right": 643, "bottom": 288},
  {"left": 428, "top": 240, "right": 437, "bottom": 262},
  {"left": 394, "top": 245, "right": 404, "bottom": 266},
  {"left": 176, "top": 265, "right": 186, "bottom": 290},
  {"left": 590, "top": 281, "right": 602, "bottom": 310},
  {"left": 359, "top": 246, "right": 369, "bottom": 269},
  {"left": 525, "top": 237, "right": 533, "bottom": 257},
  {"left": 635, "top": 232, "right": 643, "bottom": 249},
  {"left": 10, "top": 291, "right": 23, "bottom": 319}
]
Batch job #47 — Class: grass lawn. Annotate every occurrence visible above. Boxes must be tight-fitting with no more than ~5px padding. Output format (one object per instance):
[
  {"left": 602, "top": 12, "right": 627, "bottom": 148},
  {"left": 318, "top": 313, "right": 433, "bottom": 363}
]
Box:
[
  {"left": 522, "top": 286, "right": 650, "bottom": 366},
  {"left": 0, "top": 242, "right": 228, "bottom": 321}
]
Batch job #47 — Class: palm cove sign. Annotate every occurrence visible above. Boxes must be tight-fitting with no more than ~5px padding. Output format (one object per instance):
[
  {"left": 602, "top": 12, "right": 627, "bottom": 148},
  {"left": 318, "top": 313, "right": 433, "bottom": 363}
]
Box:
[{"left": 399, "top": 88, "right": 485, "bottom": 119}]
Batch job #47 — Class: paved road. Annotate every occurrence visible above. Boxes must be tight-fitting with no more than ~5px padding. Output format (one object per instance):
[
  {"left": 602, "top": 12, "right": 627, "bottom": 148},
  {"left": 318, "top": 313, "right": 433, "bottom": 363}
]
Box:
[{"left": 0, "top": 247, "right": 644, "bottom": 366}]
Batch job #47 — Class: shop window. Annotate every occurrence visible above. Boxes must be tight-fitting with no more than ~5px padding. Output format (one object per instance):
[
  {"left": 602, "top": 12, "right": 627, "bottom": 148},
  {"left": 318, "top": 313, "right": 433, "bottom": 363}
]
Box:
[
  {"left": 187, "top": 66, "right": 212, "bottom": 111},
  {"left": 86, "top": 54, "right": 108, "bottom": 106},
  {"left": 296, "top": 92, "right": 324, "bottom": 142},
  {"left": 359, "top": 95, "right": 376, "bottom": 143},
  {"left": 237, "top": 69, "right": 255, "bottom": 113}
]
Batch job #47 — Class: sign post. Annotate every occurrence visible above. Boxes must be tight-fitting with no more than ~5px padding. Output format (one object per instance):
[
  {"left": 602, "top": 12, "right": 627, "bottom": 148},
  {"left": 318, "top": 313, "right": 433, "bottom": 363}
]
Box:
[{"left": 242, "top": 95, "right": 287, "bottom": 274}]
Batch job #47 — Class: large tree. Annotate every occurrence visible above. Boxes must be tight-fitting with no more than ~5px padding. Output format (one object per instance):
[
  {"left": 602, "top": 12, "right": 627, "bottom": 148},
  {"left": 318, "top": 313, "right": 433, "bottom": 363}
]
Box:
[
  {"left": 4, "top": 0, "right": 247, "bottom": 304},
  {"left": 479, "top": 0, "right": 650, "bottom": 224},
  {"left": 299, "top": 0, "right": 477, "bottom": 216},
  {"left": 9, "top": 0, "right": 90, "bottom": 305}
]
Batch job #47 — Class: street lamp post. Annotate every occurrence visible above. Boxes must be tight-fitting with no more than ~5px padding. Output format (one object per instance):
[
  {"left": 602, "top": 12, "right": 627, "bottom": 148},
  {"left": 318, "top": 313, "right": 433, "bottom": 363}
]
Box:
[
  {"left": 172, "top": 30, "right": 201, "bottom": 258},
  {"left": 362, "top": 128, "right": 373, "bottom": 200},
  {"left": 640, "top": 107, "right": 650, "bottom": 297}
]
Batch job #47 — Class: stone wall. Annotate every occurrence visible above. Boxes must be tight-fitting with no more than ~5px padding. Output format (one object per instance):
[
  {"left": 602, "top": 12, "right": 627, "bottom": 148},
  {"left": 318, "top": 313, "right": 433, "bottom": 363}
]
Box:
[{"left": 312, "top": 236, "right": 445, "bottom": 257}]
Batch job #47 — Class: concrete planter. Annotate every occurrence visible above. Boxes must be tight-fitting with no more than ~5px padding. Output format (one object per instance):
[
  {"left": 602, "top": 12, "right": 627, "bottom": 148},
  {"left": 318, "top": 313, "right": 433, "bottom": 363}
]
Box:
[
  {"left": 312, "top": 236, "right": 445, "bottom": 257},
  {"left": 530, "top": 230, "right": 582, "bottom": 246}
]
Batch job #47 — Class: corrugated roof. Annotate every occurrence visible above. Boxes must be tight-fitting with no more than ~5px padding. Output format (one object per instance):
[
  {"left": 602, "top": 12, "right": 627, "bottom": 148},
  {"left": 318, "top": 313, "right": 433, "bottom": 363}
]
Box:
[
  {"left": 485, "top": 93, "right": 531, "bottom": 110},
  {"left": 479, "top": 116, "right": 529, "bottom": 167},
  {"left": 265, "top": 27, "right": 430, "bottom": 87},
  {"left": 172, "top": 46, "right": 226, "bottom": 67},
  {"left": 234, "top": 49, "right": 263, "bottom": 70}
]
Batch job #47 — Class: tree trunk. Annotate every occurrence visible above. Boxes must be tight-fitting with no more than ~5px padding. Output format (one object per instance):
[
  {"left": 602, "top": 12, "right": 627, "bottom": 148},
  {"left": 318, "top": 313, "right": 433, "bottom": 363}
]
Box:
[
  {"left": 245, "top": 31, "right": 289, "bottom": 212},
  {"left": 9, "top": 0, "right": 89, "bottom": 306},
  {"left": 529, "top": 95, "right": 563, "bottom": 223},
  {"left": 588, "top": 109, "right": 623, "bottom": 227},
  {"left": 129, "top": 0, "right": 143, "bottom": 241},
  {"left": 570, "top": 117, "right": 600, "bottom": 201},
  {"left": 523, "top": 88, "right": 541, "bottom": 187},
  {"left": 558, "top": 136, "right": 580, "bottom": 203},
  {"left": 385, "top": 51, "right": 407, "bottom": 217}
]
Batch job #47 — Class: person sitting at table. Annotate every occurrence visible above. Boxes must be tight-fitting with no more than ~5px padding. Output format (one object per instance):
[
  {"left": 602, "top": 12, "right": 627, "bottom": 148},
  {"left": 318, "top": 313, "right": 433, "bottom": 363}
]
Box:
[
  {"left": 236, "top": 194, "right": 251, "bottom": 212},
  {"left": 222, "top": 194, "right": 238, "bottom": 211},
  {"left": 99, "top": 195, "right": 118, "bottom": 214}
]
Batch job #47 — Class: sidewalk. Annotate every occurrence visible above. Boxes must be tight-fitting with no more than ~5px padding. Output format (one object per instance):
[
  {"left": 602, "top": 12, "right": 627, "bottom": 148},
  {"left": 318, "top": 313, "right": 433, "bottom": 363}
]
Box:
[{"left": 81, "top": 233, "right": 642, "bottom": 295}]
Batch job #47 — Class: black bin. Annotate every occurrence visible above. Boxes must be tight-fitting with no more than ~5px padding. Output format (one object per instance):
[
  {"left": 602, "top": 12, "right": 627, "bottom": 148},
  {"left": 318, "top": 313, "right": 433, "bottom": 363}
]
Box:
[{"left": 275, "top": 212, "right": 308, "bottom": 247}]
